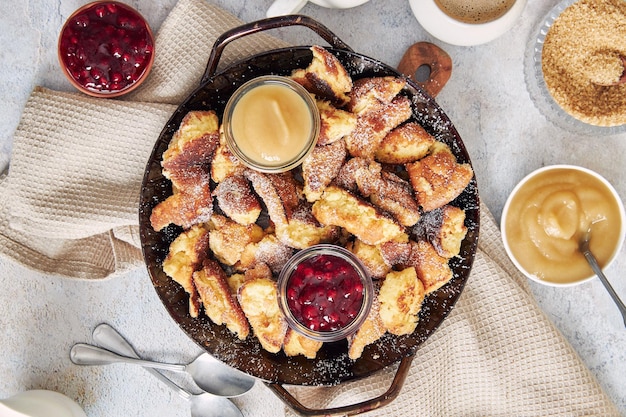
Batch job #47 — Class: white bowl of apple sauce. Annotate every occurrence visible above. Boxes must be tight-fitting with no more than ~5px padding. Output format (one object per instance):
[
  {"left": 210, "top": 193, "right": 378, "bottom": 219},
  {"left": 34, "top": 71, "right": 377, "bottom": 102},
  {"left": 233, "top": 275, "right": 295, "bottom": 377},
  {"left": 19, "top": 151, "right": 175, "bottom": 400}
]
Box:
[
  {"left": 501, "top": 165, "right": 626, "bottom": 286},
  {"left": 222, "top": 75, "right": 320, "bottom": 173}
]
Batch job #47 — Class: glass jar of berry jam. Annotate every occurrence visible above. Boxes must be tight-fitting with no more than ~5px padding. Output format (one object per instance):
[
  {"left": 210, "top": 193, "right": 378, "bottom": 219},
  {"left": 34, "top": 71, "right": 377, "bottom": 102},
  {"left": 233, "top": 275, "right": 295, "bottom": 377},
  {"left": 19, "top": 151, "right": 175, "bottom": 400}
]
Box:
[
  {"left": 58, "top": 1, "right": 154, "bottom": 98},
  {"left": 277, "top": 244, "right": 373, "bottom": 342}
]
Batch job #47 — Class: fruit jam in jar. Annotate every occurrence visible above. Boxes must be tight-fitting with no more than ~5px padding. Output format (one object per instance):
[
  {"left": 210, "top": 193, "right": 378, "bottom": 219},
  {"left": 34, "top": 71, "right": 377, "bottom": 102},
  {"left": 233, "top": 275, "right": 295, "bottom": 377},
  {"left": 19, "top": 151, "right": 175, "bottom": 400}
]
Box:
[
  {"left": 58, "top": 1, "right": 154, "bottom": 97},
  {"left": 278, "top": 245, "right": 373, "bottom": 342}
]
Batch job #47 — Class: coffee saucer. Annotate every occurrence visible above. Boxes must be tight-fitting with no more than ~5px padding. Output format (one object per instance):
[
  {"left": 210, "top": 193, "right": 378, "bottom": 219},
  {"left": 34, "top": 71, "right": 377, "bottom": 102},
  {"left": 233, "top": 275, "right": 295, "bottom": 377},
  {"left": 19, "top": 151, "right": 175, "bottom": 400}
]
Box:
[{"left": 408, "top": 0, "right": 527, "bottom": 46}]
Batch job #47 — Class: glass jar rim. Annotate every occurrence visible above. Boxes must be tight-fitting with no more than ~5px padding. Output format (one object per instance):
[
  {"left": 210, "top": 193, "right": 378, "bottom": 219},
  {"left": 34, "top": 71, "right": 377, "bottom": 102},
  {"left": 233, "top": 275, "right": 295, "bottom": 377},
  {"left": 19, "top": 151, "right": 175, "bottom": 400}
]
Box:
[
  {"left": 222, "top": 75, "right": 320, "bottom": 173},
  {"left": 277, "top": 244, "right": 373, "bottom": 342}
]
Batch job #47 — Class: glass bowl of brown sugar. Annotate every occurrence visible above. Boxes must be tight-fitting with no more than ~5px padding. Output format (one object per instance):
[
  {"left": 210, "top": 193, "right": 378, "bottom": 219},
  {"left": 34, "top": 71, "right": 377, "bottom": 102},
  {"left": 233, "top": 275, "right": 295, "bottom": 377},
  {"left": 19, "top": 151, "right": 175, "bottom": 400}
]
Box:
[{"left": 524, "top": 0, "right": 626, "bottom": 136}]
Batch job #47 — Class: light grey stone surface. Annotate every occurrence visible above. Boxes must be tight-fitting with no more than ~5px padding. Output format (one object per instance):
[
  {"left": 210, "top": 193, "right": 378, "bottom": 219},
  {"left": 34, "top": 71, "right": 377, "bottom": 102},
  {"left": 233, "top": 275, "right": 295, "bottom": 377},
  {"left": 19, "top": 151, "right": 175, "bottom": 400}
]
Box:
[{"left": 1, "top": 0, "right": 625, "bottom": 416}]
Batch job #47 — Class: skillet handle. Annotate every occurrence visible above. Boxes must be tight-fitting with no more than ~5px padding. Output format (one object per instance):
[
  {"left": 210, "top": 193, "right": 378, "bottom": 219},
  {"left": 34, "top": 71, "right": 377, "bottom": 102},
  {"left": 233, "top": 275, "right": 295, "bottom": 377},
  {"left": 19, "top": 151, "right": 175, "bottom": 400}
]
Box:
[
  {"left": 265, "top": 355, "right": 415, "bottom": 417},
  {"left": 202, "top": 15, "right": 354, "bottom": 84}
]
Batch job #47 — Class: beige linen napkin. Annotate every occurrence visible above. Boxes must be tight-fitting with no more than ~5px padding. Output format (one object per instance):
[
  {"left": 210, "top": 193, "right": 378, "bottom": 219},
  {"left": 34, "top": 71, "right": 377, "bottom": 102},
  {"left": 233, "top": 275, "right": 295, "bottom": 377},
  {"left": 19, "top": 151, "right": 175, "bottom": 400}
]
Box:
[{"left": 0, "top": 0, "right": 620, "bottom": 415}]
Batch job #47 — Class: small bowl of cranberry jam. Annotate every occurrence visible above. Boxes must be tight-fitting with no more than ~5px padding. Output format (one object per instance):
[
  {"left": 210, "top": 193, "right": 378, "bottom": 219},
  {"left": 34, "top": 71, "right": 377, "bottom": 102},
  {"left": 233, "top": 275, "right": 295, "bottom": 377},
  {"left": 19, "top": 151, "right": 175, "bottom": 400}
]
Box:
[
  {"left": 58, "top": 1, "right": 155, "bottom": 98},
  {"left": 278, "top": 244, "right": 373, "bottom": 342}
]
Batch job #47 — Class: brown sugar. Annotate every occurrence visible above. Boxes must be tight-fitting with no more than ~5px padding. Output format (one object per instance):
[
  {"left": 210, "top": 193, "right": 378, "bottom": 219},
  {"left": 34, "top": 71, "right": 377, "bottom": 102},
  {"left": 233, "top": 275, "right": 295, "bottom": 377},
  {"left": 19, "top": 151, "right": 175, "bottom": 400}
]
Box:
[{"left": 542, "top": 0, "right": 626, "bottom": 127}]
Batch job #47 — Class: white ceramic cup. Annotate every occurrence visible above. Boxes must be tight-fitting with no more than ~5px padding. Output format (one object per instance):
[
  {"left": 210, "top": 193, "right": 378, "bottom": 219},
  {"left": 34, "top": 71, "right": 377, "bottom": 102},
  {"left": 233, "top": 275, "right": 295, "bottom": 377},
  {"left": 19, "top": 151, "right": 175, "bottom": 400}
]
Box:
[
  {"left": 267, "top": 0, "right": 370, "bottom": 17},
  {"left": 408, "top": 0, "right": 527, "bottom": 46},
  {"left": 0, "top": 390, "right": 86, "bottom": 417}
]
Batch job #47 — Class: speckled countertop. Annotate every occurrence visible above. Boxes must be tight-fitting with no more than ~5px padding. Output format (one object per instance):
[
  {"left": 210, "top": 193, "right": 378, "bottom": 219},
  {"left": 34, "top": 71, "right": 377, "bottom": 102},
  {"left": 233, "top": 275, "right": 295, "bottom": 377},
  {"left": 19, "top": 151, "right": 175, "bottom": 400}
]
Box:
[{"left": 1, "top": 0, "right": 625, "bottom": 416}]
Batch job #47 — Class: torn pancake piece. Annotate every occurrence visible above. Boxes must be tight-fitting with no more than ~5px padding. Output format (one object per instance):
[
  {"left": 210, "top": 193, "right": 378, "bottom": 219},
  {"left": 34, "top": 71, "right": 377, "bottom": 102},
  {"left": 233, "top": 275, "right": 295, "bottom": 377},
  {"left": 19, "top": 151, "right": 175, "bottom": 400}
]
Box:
[
  {"left": 193, "top": 258, "right": 250, "bottom": 340},
  {"left": 162, "top": 224, "right": 210, "bottom": 318}
]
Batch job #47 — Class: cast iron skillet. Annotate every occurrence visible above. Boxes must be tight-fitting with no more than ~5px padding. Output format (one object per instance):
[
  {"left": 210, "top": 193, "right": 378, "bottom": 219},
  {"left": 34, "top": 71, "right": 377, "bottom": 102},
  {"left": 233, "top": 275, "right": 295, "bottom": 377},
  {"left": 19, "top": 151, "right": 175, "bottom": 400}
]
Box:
[{"left": 139, "top": 15, "right": 479, "bottom": 416}]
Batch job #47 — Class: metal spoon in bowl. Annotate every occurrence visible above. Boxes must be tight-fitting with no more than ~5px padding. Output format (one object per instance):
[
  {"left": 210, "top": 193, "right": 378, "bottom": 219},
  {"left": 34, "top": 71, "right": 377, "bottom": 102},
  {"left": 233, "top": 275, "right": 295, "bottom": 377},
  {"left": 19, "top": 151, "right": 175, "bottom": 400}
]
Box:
[
  {"left": 79, "top": 324, "right": 243, "bottom": 417},
  {"left": 579, "top": 228, "right": 626, "bottom": 328},
  {"left": 70, "top": 339, "right": 255, "bottom": 398}
]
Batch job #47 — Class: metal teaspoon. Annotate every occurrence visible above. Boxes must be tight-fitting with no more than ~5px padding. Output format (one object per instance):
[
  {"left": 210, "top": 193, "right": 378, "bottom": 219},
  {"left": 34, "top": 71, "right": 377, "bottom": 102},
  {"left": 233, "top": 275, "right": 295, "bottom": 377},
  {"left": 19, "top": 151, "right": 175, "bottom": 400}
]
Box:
[
  {"left": 73, "top": 324, "right": 243, "bottom": 417},
  {"left": 579, "top": 228, "right": 626, "bottom": 328},
  {"left": 69, "top": 338, "right": 255, "bottom": 397}
]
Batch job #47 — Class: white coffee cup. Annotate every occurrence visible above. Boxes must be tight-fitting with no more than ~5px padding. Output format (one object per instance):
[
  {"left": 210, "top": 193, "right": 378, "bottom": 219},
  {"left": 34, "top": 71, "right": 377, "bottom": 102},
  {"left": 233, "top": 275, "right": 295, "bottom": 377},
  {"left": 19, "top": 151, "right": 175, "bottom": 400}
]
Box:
[
  {"left": 408, "top": 0, "right": 527, "bottom": 46},
  {"left": 0, "top": 390, "right": 86, "bottom": 417},
  {"left": 267, "top": 0, "right": 370, "bottom": 17}
]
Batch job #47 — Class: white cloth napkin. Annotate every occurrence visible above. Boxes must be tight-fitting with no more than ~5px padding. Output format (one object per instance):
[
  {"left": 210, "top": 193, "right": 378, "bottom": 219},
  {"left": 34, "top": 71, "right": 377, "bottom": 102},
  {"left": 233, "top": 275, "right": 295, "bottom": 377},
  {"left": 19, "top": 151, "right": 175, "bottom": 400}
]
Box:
[{"left": 0, "top": 0, "right": 620, "bottom": 415}]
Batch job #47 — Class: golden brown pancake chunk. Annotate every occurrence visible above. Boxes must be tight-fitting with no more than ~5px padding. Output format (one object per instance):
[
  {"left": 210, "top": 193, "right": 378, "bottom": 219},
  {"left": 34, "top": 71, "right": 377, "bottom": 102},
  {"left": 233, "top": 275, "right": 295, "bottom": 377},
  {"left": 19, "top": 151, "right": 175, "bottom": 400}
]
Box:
[
  {"left": 406, "top": 240, "right": 453, "bottom": 294},
  {"left": 213, "top": 174, "right": 261, "bottom": 226},
  {"left": 208, "top": 214, "right": 264, "bottom": 266},
  {"left": 244, "top": 170, "right": 300, "bottom": 227},
  {"left": 161, "top": 110, "right": 220, "bottom": 183},
  {"left": 336, "top": 159, "right": 419, "bottom": 227},
  {"left": 378, "top": 267, "right": 424, "bottom": 336},
  {"left": 363, "top": 171, "right": 421, "bottom": 228},
  {"left": 211, "top": 141, "right": 244, "bottom": 183},
  {"left": 316, "top": 100, "right": 357, "bottom": 146},
  {"left": 238, "top": 277, "right": 288, "bottom": 353},
  {"left": 238, "top": 234, "right": 294, "bottom": 275},
  {"left": 346, "top": 239, "right": 391, "bottom": 280},
  {"left": 150, "top": 186, "right": 213, "bottom": 232},
  {"left": 334, "top": 156, "right": 369, "bottom": 193},
  {"left": 150, "top": 111, "right": 220, "bottom": 231},
  {"left": 406, "top": 142, "right": 473, "bottom": 212},
  {"left": 414, "top": 205, "right": 467, "bottom": 258},
  {"left": 276, "top": 202, "right": 339, "bottom": 250},
  {"left": 346, "top": 76, "right": 407, "bottom": 114},
  {"left": 291, "top": 45, "right": 352, "bottom": 106},
  {"left": 345, "top": 95, "right": 413, "bottom": 160},
  {"left": 375, "top": 122, "right": 435, "bottom": 164},
  {"left": 348, "top": 296, "right": 386, "bottom": 360},
  {"left": 379, "top": 240, "right": 412, "bottom": 268},
  {"left": 283, "top": 328, "right": 323, "bottom": 359},
  {"left": 193, "top": 259, "right": 250, "bottom": 340},
  {"left": 226, "top": 273, "right": 246, "bottom": 297},
  {"left": 302, "top": 139, "right": 347, "bottom": 202},
  {"left": 312, "top": 186, "right": 407, "bottom": 245},
  {"left": 162, "top": 224, "right": 210, "bottom": 318}
]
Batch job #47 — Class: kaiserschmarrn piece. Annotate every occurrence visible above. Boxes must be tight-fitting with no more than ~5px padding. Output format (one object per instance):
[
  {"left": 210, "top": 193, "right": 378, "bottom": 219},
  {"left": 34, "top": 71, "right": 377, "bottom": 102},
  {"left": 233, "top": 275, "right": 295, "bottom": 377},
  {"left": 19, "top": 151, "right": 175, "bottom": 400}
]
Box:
[
  {"left": 347, "top": 296, "right": 386, "bottom": 360},
  {"left": 345, "top": 95, "right": 413, "bottom": 160},
  {"left": 378, "top": 267, "right": 425, "bottom": 336},
  {"left": 150, "top": 111, "right": 220, "bottom": 231},
  {"left": 161, "top": 110, "right": 220, "bottom": 183},
  {"left": 208, "top": 214, "right": 264, "bottom": 266},
  {"left": 291, "top": 45, "right": 352, "bottom": 106},
  {"left": 406, "top": 141, "right": 473, "bottom": 212},
  {"left": 312, "top": 186, "right": 407, "bottom": 245},
  {"left": 414, "top": 205, "right": 467, "bottom": 258},
  {"left": 193, "top": 259, "right": 250, "bottom": 340},
  {"left": 275, "top": 202, "right": 339, "bottom": 250},
  {"left": 238, "top": 234, "right": 294, "bottom": 275},
  {"left": 333, "top": 156, "right": 370, "bottom": 193},
  {"left": 404, "top": 240, "right": 453, "bottom": 294},
  {"left": 210, "top": 141, "right": 244, "bottom": 183},
  {"left": 347, "top": 239, "right": 391, "bottom": 280},
  {"left": 213, "top": 174, "right": 261, "bottom": 226},
  {"left": 283, "top": 328, "right": 323, "bottom": 359},
  {"left": 346, "top": 76, "right": 407, "bottom": 114},
  {"left": 238, "top": 277, "right": 288, "bottom": 354},
  {"left": 337, "top": 159, "right": 419, "bottom": 227},
  {"left": 302, "top": 139, "right": 347, "bottom": 202},
  {"left": 375, "top": 122, "right": 435, "bottom": 164},
  {"left": 316, "top": 100, "right": 357, "bottom": 146},
  {"left": 162, "top": 224, "right": 210, "bottom": 318},
  {"left": 244, "top": 170, "right": 300, "bottom": 227},
  {"left": 363, "top": 171, "right": 421, "bottom": 227}
]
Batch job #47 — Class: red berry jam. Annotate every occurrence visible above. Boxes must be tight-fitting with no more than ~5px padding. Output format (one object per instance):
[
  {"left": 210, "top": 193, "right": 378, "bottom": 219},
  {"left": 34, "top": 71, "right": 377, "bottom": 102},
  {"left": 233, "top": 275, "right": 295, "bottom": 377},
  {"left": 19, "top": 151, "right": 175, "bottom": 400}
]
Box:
[
  {"left": 286, "top": 253, "right": 365, "bottom": 333},
  {"left": 58, "top": 1, "right": 154, "bottom": 96}
]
